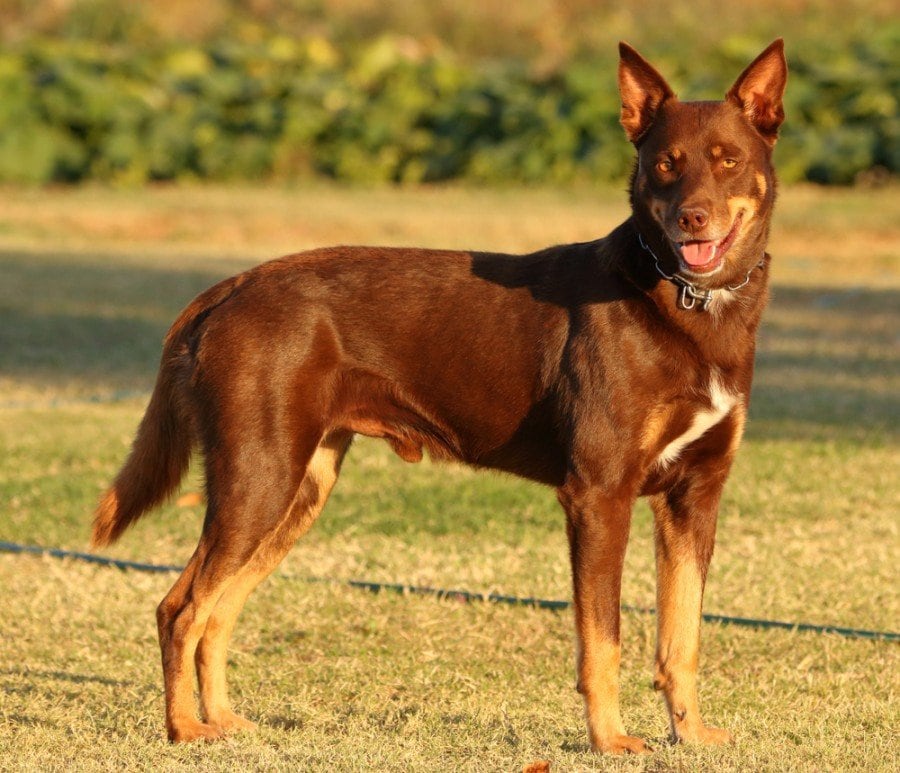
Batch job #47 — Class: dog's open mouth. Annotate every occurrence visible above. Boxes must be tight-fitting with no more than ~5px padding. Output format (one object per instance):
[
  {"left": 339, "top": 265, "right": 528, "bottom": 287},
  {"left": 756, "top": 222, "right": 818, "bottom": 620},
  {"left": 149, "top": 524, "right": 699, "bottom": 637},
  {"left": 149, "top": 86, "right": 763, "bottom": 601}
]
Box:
[{"left": 677, "top": 211, "right": 744, "bottom": 274}]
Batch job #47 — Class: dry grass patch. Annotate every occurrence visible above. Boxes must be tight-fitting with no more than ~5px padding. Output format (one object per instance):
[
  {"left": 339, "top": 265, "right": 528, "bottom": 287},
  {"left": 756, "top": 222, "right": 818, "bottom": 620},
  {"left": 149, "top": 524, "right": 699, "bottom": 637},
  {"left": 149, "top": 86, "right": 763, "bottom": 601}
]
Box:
[
  {"left": 1, "top": 554, "right": 897, "bottom": 771},
  {"left": 0, "top": 183, "right": 897, "bottom": 769}
]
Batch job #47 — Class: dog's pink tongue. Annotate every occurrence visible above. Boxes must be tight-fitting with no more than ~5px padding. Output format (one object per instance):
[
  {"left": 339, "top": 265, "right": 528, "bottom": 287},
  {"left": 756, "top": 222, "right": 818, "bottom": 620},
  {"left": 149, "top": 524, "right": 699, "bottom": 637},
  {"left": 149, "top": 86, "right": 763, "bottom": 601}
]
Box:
[{"left": 680, "top": 241, "right": 716, "bottom": 267}]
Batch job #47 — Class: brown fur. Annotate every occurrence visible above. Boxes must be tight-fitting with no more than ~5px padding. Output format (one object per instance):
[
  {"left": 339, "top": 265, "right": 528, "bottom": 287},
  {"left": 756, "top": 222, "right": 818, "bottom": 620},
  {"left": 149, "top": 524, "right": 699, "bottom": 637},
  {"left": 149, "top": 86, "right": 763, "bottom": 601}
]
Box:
[{"left": 93, "top": 40, "right": 787, "bottom": 752}]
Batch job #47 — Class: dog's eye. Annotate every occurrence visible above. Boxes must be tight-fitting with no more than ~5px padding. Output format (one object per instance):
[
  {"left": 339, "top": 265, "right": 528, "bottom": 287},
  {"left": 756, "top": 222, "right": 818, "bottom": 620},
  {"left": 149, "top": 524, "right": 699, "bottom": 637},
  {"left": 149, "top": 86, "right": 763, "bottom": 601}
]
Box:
[
  {"left": 656, "top": 160, "right": 673, "bottom": 173},
  {"left": 723, "top": 158, "right": 739, "bottom": 169}
]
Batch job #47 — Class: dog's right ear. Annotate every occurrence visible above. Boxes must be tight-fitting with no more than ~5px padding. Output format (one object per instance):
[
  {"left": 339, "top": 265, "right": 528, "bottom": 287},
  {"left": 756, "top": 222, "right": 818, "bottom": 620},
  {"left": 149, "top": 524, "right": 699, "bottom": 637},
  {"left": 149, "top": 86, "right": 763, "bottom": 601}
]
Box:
[
  {"left": 726, "top": 38, "right": 788, "bottom": 145},
  {"left": 618, "top": 42, "right": 675, "bottom": 144}
]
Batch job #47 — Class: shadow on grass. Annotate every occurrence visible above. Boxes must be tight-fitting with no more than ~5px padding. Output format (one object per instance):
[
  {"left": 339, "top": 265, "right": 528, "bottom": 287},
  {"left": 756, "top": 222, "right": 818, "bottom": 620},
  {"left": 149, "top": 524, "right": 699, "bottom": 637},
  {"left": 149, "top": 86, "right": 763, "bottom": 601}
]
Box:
[
  {"left": 0, "top": 249, "right": 229, "bottom": 391},
  {"left": 1, "top": 713, "right": 58, "bottom": 729},
  {"left": 267, "top": 716, "right": 304, "bottom": 731},
  {"left": 750, "top": 286, "right": 899, "bottom": 441},
  {"left": 0, "top": 667, "right": 130, "bottom": 687},
  {"left": 2, "top": 249, "right": 897, "bottom": 440}
]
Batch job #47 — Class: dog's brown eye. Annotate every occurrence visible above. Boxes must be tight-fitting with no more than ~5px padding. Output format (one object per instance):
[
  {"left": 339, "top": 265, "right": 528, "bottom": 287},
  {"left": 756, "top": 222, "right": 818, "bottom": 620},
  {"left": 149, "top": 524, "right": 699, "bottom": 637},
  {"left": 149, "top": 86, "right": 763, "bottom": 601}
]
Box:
[
  {"left": 657, "top": 160, "right": 673, "bottom": 173},
  {"left": 723, "top": 158, "right": 739, "bottom": 169}
]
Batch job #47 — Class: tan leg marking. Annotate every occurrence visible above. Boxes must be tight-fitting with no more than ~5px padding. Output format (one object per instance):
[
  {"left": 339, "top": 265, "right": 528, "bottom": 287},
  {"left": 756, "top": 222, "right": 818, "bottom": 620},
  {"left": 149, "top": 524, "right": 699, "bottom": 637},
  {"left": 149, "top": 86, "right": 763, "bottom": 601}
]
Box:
[
  {"left": 158, "top": 553, "right": 230, "bottom": 742},
  {"left": 653, "top": 497, "right": 732, "bottom": 746},
  {"left": 195, "top": 568, "right": 268, "bottom": 734},
  {"left": 562, "top": 483, "right": 651, "bottom": 755},
  {"left": 578, "top": 635, "right": 650, "bottom": 754},
  {"left": 728, "top": 404, "right": 747, "bottom": 457},
  {"left": 641, "top": 403, "right": 675, "bottom": 456}
]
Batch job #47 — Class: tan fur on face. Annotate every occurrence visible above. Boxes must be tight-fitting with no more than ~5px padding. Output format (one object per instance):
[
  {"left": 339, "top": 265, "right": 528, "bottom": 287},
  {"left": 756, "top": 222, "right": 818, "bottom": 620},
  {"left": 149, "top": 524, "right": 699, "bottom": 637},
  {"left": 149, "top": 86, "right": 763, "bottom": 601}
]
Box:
[
  {"left": 727, "top": 196, "right": 759, "bottom": 233},
  {"left": 756, "top": 172, "right": 768, "bottom": 197}
]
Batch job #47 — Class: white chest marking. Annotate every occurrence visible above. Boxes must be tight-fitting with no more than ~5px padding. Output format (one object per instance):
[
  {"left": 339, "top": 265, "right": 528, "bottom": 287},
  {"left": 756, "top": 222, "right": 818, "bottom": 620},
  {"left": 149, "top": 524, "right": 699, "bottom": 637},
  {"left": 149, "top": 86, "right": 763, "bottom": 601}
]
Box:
[{"left": 656, "top": 378, "right": 738, "bottom": 467}]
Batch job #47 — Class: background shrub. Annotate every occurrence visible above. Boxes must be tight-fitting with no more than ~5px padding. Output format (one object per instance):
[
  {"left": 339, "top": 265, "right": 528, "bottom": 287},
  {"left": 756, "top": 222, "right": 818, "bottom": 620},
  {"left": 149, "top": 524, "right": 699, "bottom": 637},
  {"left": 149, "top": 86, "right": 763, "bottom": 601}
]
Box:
[{"left": 0, "top": 2, "right": 895, "bottom": 186}]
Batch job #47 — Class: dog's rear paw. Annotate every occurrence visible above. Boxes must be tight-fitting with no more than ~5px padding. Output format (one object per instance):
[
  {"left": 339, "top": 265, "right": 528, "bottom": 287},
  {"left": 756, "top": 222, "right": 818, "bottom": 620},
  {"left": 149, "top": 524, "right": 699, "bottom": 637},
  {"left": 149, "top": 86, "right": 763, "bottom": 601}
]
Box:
[
  {"left": 676, "top": 723, "right": 733, "bottom": 745},
  {"left": 209, "top": 709, "right": 258, "bottom": 735},
  {"left": 168, "top": 719, "right": 224, "bottom": 743},
  {"left": 593, "top": 734, "right": 653, "bottom": 754}
]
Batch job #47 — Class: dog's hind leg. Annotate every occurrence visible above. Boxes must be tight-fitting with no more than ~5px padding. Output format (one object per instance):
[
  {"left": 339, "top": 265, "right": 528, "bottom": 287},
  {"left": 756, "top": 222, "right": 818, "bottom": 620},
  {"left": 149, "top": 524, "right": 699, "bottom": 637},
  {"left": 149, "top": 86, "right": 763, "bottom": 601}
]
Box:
[
  {"left": 156, "top": 428, "right": 351, "bottom": 743},
  {"left": 193, "top": 430, "right": 352, "bottom": 735},
  {"left": 194, "top": 430, "right": 352, "bottom": 735}
]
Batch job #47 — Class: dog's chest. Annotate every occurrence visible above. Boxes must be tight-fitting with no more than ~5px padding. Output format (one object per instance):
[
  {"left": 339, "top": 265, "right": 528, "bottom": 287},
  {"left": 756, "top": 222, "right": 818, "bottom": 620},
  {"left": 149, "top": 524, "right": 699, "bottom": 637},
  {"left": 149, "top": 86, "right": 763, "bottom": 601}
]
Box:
[{"left": 654, "top": 378, "right": 738, "bottom": 467}]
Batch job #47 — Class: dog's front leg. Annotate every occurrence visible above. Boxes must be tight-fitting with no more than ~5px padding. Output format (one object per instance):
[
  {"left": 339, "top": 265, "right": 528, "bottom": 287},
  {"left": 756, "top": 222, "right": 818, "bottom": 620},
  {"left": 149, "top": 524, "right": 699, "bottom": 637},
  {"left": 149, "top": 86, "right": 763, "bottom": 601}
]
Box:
[
  {"left": 650, "top": 477, "right": 734, "bottom": 746},
  {"left": 559, "top": 478, "right": 650, "bottom": 754}
]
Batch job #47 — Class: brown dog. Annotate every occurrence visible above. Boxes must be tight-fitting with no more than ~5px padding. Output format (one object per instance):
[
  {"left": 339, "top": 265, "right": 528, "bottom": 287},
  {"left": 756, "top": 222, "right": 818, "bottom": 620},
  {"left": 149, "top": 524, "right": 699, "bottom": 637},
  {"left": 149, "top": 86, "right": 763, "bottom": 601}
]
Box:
[{"left": 93, "top": 40, "right": 787, "bottom": 753}]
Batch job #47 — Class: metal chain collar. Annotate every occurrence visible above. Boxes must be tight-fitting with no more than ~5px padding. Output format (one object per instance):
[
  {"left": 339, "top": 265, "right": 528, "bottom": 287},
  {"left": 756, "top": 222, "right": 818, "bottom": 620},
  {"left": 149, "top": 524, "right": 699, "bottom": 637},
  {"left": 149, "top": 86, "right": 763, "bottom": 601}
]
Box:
[{"left": 637, "top": 232, "right": 761, "bottom": 311}]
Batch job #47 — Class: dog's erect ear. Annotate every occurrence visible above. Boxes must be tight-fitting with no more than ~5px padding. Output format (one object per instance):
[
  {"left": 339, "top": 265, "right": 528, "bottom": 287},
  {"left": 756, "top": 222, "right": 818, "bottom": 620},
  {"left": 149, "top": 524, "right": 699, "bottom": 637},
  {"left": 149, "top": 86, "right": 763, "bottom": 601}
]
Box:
[
  {"left": 618, "top": 42, "right": 675, "bottom": 144},
  {"left": 726, "top": 39, "right": 788, "bottom": 145}
]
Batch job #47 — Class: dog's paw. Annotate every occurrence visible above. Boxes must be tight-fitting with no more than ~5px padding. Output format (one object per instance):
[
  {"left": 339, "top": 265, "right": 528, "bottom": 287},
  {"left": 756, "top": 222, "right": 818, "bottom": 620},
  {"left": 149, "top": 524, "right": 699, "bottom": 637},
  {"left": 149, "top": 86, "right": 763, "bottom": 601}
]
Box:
[
  {"left": 208, "top": 709, "right": 258, "bottom": 735},
  {"left": 168, "top": 719, "right": 224, "bottom": 743},
  {"left": 593, "top": 734, "right": 653, "bottom": 755},
  {"left": 676, "top": 723, "right": 733, "bottom": 746}
]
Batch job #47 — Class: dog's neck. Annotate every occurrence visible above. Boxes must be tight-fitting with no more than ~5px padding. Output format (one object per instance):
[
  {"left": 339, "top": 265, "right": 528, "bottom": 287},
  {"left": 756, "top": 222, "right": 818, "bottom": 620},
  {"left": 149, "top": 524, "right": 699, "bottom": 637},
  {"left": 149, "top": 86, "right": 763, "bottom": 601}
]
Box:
[
  {"left": 635, "top": 228, "right": 766, "bottom": 312},
  {"left": 625, "top": 219, "right": 768, "bottom": 313}
]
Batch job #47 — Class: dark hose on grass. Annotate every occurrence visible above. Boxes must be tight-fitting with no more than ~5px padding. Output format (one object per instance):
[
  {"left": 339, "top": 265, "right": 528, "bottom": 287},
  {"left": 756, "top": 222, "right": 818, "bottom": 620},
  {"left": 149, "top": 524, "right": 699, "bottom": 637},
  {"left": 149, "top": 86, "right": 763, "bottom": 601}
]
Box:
[{"left": 1, "top": 541, "right": 896, "bottom": 643}]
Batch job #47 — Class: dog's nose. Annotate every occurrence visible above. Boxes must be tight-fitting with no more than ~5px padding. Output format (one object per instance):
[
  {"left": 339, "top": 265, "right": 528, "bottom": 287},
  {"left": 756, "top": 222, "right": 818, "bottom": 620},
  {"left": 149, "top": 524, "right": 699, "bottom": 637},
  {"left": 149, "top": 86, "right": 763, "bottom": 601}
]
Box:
[{"left": 677, "top": 207, "right": 709, "bottom": 234}]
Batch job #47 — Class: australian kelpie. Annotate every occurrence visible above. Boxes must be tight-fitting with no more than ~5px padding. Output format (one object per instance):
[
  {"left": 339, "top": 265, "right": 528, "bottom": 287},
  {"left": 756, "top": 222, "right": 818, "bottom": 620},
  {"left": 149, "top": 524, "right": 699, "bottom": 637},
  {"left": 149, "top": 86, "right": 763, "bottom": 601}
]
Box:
[{"left": 93, "top": 40, "right": 787, "bottom": 753}]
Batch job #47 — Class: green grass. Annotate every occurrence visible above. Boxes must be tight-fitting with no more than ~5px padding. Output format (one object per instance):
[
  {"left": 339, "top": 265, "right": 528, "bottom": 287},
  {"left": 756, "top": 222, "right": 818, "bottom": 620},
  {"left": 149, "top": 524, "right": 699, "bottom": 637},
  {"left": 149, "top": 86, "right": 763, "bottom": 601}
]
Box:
[{"left": 0, "top": 183, "right": 898, "bottom": 770}]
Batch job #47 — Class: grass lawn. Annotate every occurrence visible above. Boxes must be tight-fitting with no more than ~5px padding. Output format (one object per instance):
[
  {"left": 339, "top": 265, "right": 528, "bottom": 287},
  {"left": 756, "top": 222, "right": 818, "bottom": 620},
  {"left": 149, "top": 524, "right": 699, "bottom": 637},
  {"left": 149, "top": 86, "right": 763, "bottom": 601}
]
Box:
[{"left": 0, "top": 183, "right": 898, "bottom": 771}]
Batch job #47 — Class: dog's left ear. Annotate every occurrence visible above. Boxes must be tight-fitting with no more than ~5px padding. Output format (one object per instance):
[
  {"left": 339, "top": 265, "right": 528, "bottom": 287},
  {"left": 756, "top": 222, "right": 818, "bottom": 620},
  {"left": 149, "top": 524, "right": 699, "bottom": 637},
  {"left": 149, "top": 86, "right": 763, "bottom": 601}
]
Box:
[{"left": 726, "top": 39, "right": 788, "bottom": 145}]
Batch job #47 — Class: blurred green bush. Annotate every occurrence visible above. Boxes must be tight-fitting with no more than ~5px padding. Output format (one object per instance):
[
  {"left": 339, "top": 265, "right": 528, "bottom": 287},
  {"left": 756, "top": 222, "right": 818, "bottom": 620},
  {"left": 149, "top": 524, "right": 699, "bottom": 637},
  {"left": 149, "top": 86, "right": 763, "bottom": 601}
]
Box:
[{"left": 0, "top": 30, "right": 895, "bottom": 185}]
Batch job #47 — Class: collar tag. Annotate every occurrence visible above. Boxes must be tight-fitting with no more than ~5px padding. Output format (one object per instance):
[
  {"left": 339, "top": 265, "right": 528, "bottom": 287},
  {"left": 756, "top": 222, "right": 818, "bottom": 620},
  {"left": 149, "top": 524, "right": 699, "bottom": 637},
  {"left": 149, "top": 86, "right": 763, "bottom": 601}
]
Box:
[{"left": 677, "top": 281, "right": 713, "bottom": 311}]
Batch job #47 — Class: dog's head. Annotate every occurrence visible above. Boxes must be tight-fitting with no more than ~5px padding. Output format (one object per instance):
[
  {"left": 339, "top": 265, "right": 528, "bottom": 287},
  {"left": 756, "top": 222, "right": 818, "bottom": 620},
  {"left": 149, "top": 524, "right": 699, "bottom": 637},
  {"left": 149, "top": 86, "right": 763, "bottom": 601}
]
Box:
[{"left": 620, "top": 40, "right": 787, "bottom": 288}]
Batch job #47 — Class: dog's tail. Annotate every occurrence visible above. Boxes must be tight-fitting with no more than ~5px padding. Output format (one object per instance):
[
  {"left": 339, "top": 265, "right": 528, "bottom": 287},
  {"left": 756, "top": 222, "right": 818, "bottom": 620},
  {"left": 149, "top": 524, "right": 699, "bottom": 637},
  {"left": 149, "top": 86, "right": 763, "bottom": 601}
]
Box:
[{"left": 91, "top": 275, "right": 244, "bottom": 548}]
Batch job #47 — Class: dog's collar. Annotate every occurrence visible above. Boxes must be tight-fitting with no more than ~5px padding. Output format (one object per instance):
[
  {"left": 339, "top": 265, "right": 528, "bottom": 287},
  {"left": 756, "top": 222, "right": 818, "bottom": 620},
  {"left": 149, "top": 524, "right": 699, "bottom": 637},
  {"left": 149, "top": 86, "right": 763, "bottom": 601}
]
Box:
[{"left": 637, "top": 231, "right": 763, "bottom": 311}]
